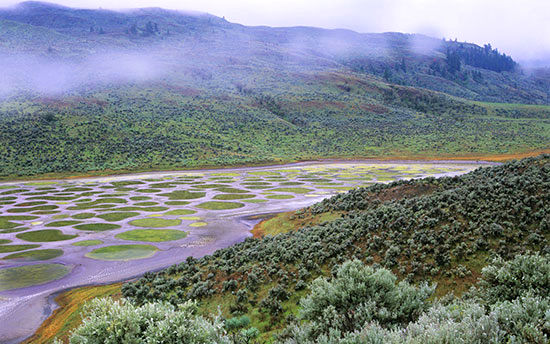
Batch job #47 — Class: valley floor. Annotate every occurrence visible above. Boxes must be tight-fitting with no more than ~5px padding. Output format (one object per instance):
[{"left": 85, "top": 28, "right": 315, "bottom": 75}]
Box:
[{"left": 0, "top": 160, "right": 488, "bottom": 343}]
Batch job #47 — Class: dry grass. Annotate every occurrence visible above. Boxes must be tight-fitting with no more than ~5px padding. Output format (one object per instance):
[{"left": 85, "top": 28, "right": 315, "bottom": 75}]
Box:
[
  {"left": 23, "top": 283, "right": 122, "bottom": 344},
  {"left": 251, "top": 211, "right": 342, "bottom": 238}
]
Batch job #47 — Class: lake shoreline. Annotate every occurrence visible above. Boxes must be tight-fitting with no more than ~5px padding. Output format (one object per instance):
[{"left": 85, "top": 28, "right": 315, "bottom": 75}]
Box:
[
  {"left": 0, "top": 157, "right": 501, "bottom": 185},
  {"left": 0, "top": 160, "right": 495, "bottom": 343}
]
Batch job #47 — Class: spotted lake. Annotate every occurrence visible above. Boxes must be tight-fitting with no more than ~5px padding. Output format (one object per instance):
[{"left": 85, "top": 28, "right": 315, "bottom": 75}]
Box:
[{"left": 0, "top": 160, "right": 492, "bottom": 343}]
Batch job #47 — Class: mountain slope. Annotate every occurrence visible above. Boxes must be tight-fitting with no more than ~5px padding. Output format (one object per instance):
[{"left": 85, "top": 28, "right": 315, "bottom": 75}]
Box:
[
  {"left": 1, "top": 79, "right": 549, "bottom": 177},
  {"left": 0, "top": 2, "right": 549, "bottom": 178},
  {"left": 1, "top": 2, "right": 548, "bottom": 102}
]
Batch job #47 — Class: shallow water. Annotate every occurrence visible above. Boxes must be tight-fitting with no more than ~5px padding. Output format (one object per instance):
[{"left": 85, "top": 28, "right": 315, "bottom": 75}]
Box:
[{"left": 0, "top": 160, "right": 492, "bottom": 343}]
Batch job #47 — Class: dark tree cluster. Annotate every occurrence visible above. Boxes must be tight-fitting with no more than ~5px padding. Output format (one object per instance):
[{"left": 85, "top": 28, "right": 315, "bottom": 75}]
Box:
[
  {"left": 126, "top": 21, "right": 160, "bottom": 37},
  {"left": 446, "top": 43, "right": 516, "bottom": 73}
]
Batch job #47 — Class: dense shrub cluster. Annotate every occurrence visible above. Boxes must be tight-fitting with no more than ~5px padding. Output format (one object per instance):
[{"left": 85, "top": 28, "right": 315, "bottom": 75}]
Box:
[
  {"left": 293, "top": 260, "right": 434, "bottom": 338},
  {"left": 122, "top": 155, "right": 549, "bottom": 333},
  {"left": 280, "top": 254, "right": 550, "bottom": 343},
  {"left": 70, "top": 254, "right": 549, "bottom": 343},
  {"left": 62, "top": 299, "right": 259, "bottom": 344},
  {"left": 63, "top": 300, "right": 231, "bottom": 344}
]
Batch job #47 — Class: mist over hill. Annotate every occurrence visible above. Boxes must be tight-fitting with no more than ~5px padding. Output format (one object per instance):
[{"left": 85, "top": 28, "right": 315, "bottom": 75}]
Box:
[
  {"left": 0, "top": 2, "right": 549, "bottom": 177},
  {"left": 0, "top": 1, "right": 548, "bottom": 102}
]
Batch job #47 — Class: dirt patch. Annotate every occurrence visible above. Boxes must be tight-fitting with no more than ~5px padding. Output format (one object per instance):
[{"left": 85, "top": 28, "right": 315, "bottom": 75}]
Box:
[
  {"left": 374, "top": 183, "right": 439, "bottom": 203},
  {"left": 359, "top": 103, "right": 388, "bottom": 114},
  {"left": 251, "top": 210, "right": 342, "bottom": 238}
]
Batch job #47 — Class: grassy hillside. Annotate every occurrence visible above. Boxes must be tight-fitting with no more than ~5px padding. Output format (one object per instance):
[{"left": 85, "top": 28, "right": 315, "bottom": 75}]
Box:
[
  {"left": 117, "top": 155, "right": 549, "bottom": 340},
  {"left": 1, "top": 77, "right": 549, "bottom": 178},
  {"left": 1, "top": 2, "right": 548, "bottom": 105},
  {"left": 0, "top": 2, "right": 549, "bottom": 178}
]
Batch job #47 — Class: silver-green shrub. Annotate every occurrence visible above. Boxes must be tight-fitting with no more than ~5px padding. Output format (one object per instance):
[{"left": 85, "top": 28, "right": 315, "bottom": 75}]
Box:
[
  {"left": 296, "top": 259, "right": 434, "bottom": 340},
  {"left": 281, "top": 255, "right": 550, "bottom": 344},
  {"left": 474, "top": 253, "right": 550, "bottom": 303},
  {"left": 66, "top": 298, "right": 231, "bottom": 344}
]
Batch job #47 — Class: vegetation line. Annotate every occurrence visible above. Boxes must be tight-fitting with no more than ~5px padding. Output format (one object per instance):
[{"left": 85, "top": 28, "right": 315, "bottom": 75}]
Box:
[{"left": 1, "top": 151, "right": 536, "bottom": 183}]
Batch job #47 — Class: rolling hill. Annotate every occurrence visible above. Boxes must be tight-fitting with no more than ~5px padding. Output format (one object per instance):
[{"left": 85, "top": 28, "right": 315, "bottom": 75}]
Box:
[{"left": 0, "top": 1, "right": 549, "bottom": 178}]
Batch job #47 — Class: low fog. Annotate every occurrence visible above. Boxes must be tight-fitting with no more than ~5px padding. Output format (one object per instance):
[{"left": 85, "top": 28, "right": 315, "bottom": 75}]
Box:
[
  {"left": 0, "top": 19, "right": 450, "bottom": 97},
  {"left": 0, "top": 0, "right": 547, "bottom": 99},
  {"left": 0, "top": 52, "right": 172, "bottom": 96}
]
